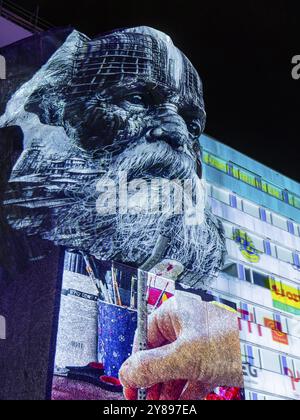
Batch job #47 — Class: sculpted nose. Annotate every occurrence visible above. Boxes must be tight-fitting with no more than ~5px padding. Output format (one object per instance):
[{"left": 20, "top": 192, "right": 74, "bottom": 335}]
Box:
[{"left": 146, "top": 104, "right": 188, "bottom": 150}]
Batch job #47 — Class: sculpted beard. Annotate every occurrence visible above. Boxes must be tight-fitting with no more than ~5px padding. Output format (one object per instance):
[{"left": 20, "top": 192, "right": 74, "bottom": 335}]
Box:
[{"left": 42, "top": 136, "right": 207, "bottom": 266}]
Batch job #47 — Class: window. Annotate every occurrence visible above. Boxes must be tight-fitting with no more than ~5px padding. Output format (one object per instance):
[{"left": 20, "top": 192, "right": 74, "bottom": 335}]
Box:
[
  {"left": 245, "top": 268, "right": 252, "bottom": 283},
  {"left": 272, "top": 213, "right": 288, "bottom": 231},
  {"left": 293, "top": 195, "right": 300, "bottom": 210},
  {"left": 277, "top": 246, "right": 293, "bottom": 264},
  {"left": 203, "top": 149, "right": 300, "bottom": 212},
  {"left": 203, "top": 152, "right": 227, "bottom": 173},
  {"left": 252, "top": 271, "right": 270, "bottom": 289},
  {"left": 212, "top": 186, "right": 230, "bottom": 206},
  {"left": 261, "top": 349, "right": 281, "bottom": 375},
  {"left": 266, "top": 183, "right": 283, "bottom": 201},
  {"left": 239, "top": 168, "right": 257, "bottom": 188},
  {"left": 243, "top": 200, "right": 260, "bottom": 219},
  {"left": 222, "top": 263, "right": 238, "bottom": 278}
]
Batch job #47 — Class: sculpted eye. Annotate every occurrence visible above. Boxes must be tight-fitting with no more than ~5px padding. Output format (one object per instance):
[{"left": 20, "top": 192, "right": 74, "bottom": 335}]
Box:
[
  {"left": 125, "top": 94, "right": 146, "bottom": 106},
  {"left": 187, "top": 121, "right": 202, "bottom": 137}
]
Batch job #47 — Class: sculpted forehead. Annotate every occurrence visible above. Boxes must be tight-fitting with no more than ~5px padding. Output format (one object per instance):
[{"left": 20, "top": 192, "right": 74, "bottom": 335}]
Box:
[{"left": 68, "top": 26, "right": 204, "bottom": 110}]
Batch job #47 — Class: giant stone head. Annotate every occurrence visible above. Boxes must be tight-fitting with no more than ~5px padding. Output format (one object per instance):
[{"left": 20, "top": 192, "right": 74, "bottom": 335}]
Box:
[{"left": 1, "top": 26, "right": 225, "bottom": 288}]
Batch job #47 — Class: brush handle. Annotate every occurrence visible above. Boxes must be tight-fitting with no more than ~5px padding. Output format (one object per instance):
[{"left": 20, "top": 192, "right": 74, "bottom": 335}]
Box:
[{"left": 137, "top": 269, "right": 148, "bottom": 400}]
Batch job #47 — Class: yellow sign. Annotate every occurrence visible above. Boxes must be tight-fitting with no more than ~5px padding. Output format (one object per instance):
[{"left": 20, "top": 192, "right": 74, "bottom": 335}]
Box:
[{"left": 271, "top": 280, "right": 300, "bottom": 316}]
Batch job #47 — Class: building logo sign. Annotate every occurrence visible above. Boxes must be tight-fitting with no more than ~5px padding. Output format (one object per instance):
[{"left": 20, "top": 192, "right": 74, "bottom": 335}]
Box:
[
  {"left": 271, "top": 281, "right": 300, "bottom": 316},
  {"left": 264, "top": 318, "right": 289, "bottom": 345},
  {"left": 242, "top": 363, "right": 260, "bottom": 382},
  {"left": 233, "top": 229, "right": 260, "bottom": 263}
]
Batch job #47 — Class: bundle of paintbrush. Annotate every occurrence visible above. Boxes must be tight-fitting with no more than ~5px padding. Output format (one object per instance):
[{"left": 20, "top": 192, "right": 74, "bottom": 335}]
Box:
[{"left": 81, "top": 253, "right": 140, "bottom": 310}]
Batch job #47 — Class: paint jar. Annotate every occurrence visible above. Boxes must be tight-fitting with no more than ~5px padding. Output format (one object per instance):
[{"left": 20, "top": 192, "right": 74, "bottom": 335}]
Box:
[{"left": 98, "top": 300, "right": 137, "bottom": 378}]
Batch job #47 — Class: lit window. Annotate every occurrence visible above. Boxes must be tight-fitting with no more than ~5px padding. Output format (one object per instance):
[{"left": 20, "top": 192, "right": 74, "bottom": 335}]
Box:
[
  {"left": 267, "top": 183, "right": 283, "bottom": 200},
  {"left": 204, "top": 152, "right": 227, "bottom": 173},
  {"left": 239, "top": 168, "right": 257, "bottom": 188}
]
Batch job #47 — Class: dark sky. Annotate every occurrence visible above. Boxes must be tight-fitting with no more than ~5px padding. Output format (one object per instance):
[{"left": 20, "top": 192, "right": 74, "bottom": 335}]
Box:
[{"left": 14, "top": 0, "right": 300, "bottom": 182}]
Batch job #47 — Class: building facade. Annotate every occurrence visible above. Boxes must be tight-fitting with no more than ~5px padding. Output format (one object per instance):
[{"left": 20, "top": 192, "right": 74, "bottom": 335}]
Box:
[{"left": 202, "top": 134, "right": 300, "bottom": 400}]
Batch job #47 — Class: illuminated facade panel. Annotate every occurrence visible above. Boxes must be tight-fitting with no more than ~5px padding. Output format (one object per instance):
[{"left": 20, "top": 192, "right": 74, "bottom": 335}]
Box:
[{"left": 203, "top": 134, "right": 300, "bottom": 400}]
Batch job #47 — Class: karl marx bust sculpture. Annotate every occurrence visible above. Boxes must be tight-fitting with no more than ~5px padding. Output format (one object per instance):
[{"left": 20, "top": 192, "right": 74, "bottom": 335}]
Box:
[{"left": 1, "top": 26, "right": 225, "bottom": 288}]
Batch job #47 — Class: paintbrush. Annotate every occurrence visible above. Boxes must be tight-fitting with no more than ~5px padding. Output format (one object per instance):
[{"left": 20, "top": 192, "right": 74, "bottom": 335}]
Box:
[
  {"left": 153, "top": 282, "right": 170, "bottom": 311},
  {"left": 112, "top": 263, "right": 122, "bottom": 306}
]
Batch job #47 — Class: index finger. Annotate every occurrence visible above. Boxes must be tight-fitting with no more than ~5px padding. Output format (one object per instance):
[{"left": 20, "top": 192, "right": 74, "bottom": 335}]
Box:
[{"left": 132, "top": 298, "right": 177, "bottom": 354}]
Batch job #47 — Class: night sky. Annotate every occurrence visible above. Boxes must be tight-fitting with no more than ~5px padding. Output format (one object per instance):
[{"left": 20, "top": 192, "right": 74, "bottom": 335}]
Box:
[{"left": 13, "top": 0, "right": 300, "bottom": 182}]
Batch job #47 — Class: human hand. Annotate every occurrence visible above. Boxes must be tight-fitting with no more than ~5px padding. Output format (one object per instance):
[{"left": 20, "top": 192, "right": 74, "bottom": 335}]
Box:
[{"left": 119, "top": 294, "right": 243, "bottom": 400}]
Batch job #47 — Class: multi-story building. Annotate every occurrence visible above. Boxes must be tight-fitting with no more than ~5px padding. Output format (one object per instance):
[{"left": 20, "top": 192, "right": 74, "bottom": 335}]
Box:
[{"left": 202, "top": 134, "right": 300, "bottom": 400}]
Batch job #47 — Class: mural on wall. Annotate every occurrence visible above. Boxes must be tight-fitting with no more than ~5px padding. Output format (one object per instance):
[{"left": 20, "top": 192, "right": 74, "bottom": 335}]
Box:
[{"left": 0, "top": 27, "right": 244, "bottom": 401}]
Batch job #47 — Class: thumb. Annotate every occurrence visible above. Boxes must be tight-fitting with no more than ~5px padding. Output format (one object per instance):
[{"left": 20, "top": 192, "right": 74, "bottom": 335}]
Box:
[{"left": 119, "top": 341, "right": 186, "bottom": 389}]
